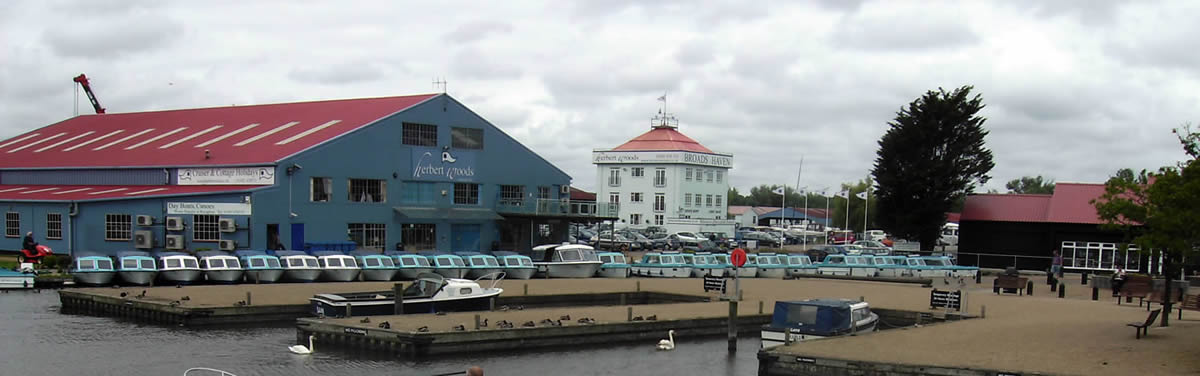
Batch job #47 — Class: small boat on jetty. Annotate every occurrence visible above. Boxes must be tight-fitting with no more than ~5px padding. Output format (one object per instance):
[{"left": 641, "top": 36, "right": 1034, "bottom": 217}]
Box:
[
  {"left": 197, "top": 251, "right": 244, "bottom": 284},
  {"left": 236, "top": 251, "right": 283, "bottom": 283},
  {"left": 531, "top": 244, "right": 603, "bottom": 278},
  {"left": 493, "top": 251, "right": 536, "bottom": 280},
  {"left": 315, "top": 251, "right": 360, "bottom": 282},
  {"left": 760, "top": 299, "right": 878, "bottom": 348},
  {"left": 351, "top": 251, "right": 398, "bottom": 281},
  {"left": 458, "top": 252, "right": 503, "bottom": 279},
  {"left": 817, "top": 254, "right": 875, "bottom": 277},
  {"left": 910, "top": 256, "right": 978, "bottom": 278},
  {"left": 632, "top": 251, "right": 691, "bottom": 278},
  {"left": 309, "top": 272, "right": 503, "bottom": 317},
  {"left": 0, "top": 268, "right": 35, "bottom": 289},
  {"left": 734, "top": 254, "right": 758, "bottom": 278},
  {"left": 596, "top": 252, "right": 631, "bottom": 278},
  {"left": 871, "top": 256, "right": 909, "bottom": 278},
  {"left": 71, "top": 255, "right": 117, "bottom": 286},
  {"left": 388, "top": 252, "right": 434, "bottom": 280},
  {"left": 782, "top": 254, "right": 817, "bottom": 277},
  {"left": 276, "top": 251, "right": 321, "bottom": 282},
  {"left": 687, "top": 252, "right": 726, "bottom": 277},
  {"left": 117, "top": 251, "right": 158, "bottom": 285},
  {"left": 157, "top": 252, "right": 203, "bottom": 285},
  {"left": 425, "top": 253, "right": 468, "bottom": 279},
  {"left": 755, "top": 253, "right": 787, "bottom": 279}
]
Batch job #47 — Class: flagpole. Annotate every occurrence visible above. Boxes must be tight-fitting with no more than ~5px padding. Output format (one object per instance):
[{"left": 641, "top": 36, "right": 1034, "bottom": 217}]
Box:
[
  {"left": 780, "top": 184, "right": 786, "bottom": 249},
  {"left": 844, "top": 190, "right": 850, "bottom": 235},
  {"left": 824, "top": 190, "right": 830, "bottom": 244},
  {"left": 863, "top": 187, "right": 870, "bottom": 236},
  {"left": 796, "top": 157, "right": 804, "bottom": 250}
]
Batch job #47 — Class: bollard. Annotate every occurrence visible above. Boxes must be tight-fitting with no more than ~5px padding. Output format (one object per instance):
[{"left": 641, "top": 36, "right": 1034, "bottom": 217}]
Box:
[
  {"left": 1082, "top": 272, "right": 1089, "bottom": 285},
  {"left": 1058, "top": 283, "right": 1065, "bottom": 298},
  {"left": 620, "top": 293, "right": 627, "bottom": 306},
  {"left": 489, "top": 297, "right": 495, "bottom": 311},
  {"left": 1047, "top": 270, "right": 1054, "bottom": 285},
  {"left": 246, "top": 291, "right": 252, "bottom": 306},
  {"left": 976, "top": 271, "right": 982, "bottom": 284},
  {"left": 1026, "top": 281, "right": 1034, "bottom": 296},
  {"left": 1092, "top": 286, "right": 1099, "bottom": 301},
  {"left": 1051, "top": 282, "right": 1058, "bottom": 292},
  {"left": 859, "top": 296, "right": 865, "bottom": 302},
  {"left": 636, "top": 281, "right": 641, "bottom": 292},
  {"left": 346, "top": 303, "right": 352, "bottom": 318},
  {"left": 728, "top": 300, "right": 738, "bottom": 353},
  {"left": 981, "top": 305, "right": 986, "bottom": 319},
  {"left": 758, "top": 301, "right": 763, "bottom": 314},
  {"left": 627, "top": 306, "right": 633, "bottom": 322},
  {"left": 474, "top": 314, "right": 481, "bottom": 330},
  {"left": 524, "top": 284, "right": 528, "bottom": 296},
  {"left": 394, "top": 284, "right": 404, "bottom": 314}
]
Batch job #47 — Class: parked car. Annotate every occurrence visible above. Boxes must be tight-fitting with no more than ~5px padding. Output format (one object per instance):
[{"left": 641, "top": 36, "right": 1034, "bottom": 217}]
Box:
[
  {"left": 593, "top": 233, "right": 636, "bottom": 251},
  {"left": 700, "top": 232, "right": 737, "bottom": 249},
  {"left": 740, "top": 232, "right": 782, "bottom": 248},
  {"left": 864, "top": 230, "right": 888, "bottom": 242},
  {"left": 618, "top": 230, "right": 654, "bottom": 250},
  {"left": 852, "top": 240, "right": 892, "bottom": 254},
  {"left": 647, "top": 233, "right": 679, "bottom": 250},
  {"left": 828, "top": 230, "right": 856, "bottom": 245}
]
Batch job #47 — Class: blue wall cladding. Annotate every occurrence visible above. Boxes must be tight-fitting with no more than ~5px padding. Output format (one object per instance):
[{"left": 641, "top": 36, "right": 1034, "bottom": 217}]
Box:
[{"left": 1, "top": 169, "right": 170, "bottom": 185}]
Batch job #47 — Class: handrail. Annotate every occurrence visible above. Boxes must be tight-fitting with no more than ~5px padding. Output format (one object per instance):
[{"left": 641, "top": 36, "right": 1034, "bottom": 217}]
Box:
[
  {"left": 475, "top": 271, "right": 506, "bottom": 289},
  {"left": 183, "top": 367, "right": 237, "bottom": 376}
]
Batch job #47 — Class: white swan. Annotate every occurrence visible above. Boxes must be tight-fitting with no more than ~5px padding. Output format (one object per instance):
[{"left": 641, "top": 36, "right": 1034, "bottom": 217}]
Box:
[
  {"left": 656, "top": 330, "right": 675, "bottom": 351},
  {"left": 289, "top": 335, "right": 314, "bottom": 355}
]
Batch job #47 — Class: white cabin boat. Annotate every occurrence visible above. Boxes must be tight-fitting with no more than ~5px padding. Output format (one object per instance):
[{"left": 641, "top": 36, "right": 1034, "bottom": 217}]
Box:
[
  {"left": 276, "top": 251, "right": 322, "bottom": 282},
  {"left": 197, "top": 251, "right": 244, "bottom": 284},
  {"left": 761, "top": 299, "right": 878, "bottom": 348},
  {"left": 157, "top": 252, "right": 202, "bottom": 285},
  {"left": 315, "top": 252, "right": 360, "bottom": 282},
  {"left": 531, "top": 244, "right": 603, "bottom": 278}
]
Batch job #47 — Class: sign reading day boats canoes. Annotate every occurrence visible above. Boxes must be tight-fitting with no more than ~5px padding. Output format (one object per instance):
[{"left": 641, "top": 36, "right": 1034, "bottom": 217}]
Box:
[
  {"left": 166, "top": 202, "right": 252, "bottom": 216},
  {"left": 592, "top": 151, "right": 733, "bottom": 168},
  {"left": 177, "top": 166, "right": 275, "bottom": 185},
  {"left": 411, "top": 148, "right": 477, "bottom": 182}
]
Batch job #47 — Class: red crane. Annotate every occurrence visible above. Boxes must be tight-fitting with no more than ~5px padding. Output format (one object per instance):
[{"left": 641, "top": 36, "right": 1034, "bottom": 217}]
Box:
[{"left": 73, "top": 73, "right": 106, "bottom": 114}]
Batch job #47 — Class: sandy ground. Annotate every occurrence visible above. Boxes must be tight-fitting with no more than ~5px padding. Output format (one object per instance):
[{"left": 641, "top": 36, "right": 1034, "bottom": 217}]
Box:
[{"left": 69, "top": 275, "right": 1200, "bottom": 375}]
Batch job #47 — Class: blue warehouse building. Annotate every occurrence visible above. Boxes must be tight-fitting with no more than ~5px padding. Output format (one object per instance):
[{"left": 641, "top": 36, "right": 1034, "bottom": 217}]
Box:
[{"left": 0, "top": 93, "right": 611, "bottom": 256}]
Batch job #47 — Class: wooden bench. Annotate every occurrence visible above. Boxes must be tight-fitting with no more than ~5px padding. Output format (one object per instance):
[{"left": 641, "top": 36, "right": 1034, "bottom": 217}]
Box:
[
  {"left": 1146, "top": 288, "right": 1186, "bottom": 311},
  {"left": 994, "top": 275, "right": 1028, "bottom": 295},
  {"left": 1176, "top": 294, "right": 1200, "bottom": 320},
  {"left": 1127, "top": 309, "right": 1161, "bottom": 339},
  {"left": 1116, "top": 275, "right": 1153, "bottom": 306}
]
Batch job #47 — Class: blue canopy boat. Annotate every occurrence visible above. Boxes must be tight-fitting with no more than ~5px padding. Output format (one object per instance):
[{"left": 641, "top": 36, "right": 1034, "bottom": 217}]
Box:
[
  {"left": 760, "top": 299, "right": 878, "bottom": 348},
  {"left": 492, "top": 251, "right": 536, "bottom": 280},
  {"left": 197, "top": 250, "right": 244, "bottom": 284},
  {"left": 687, "top": 252, "right": 726, "bottom": 278},
  {"left": 595, "top": 251, "right": 631, "bottom": 278},
  {"left": 456, "top": 252, "right": 503, "bottom": 280},
  {"left": 116, "top": 251, "right": 157, "bottom": 285},
  {"left": 386, "top": 252, "right": 434, "bottom": 280},
  {"left": 782, "top": 254, "right": 818, "bottom": 277},
  {"left": 755, "top": 253, "right": 787, "bottom": 279},
  {"left": 631, "top": 251, "right": 691, "bottom": 278},
  {"left": 422, "top": 252, "right": 468, "bottom": 279},
  {"left": 351, "top": 251, "right": 398, "bottom": 281},
  {"left": 273, "top": 250, "right": 321, "bottom": 282},
  {"left": 71, "top": 254, "right": 116, "bottom": 286},
  {"left": 235, "top": 250, "right": 283, "bottom": 283}
]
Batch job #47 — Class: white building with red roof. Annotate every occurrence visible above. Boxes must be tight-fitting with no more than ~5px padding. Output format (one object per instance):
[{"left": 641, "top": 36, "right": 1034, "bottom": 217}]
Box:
[{"left": 592, "top": 112, "right": 735, "bottom": 235}]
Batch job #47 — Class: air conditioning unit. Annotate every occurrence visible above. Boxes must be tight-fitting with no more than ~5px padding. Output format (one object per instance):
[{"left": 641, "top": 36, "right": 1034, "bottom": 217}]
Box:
[
  {"left": 136, "top": 215, "right": 155, "bottom": 226},
  {"left": 561, "top": 185, "right": 571, "bottom": 194},
  {"left": 165, "top": 235, "right": 184, "bottom": 250},
  {"left": 134, "top": 230, "right": 153, "bottom": 249},
  {"left": 218, "top": 239, "right": 237, "bottom": 251},
  {"left": 165, "top": 216, "right": 183, "bottom": 231},
  {"left": 218, "top": 218, "right": 237, "bottom": 233}
]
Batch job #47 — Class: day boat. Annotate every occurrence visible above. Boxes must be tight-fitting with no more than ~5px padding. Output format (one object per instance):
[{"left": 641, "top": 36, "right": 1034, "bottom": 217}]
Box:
[
  {"left": 235, "top": 250, "right": 283, "bottom": 283},
  {"left": 310, "top": 272, "right": 503, "bottom": 317},
  {"left": 314, "top": 251, "right": 361, "bottom": 282},
  {"left": 688, "top": 252, "right": 726, "bottom": 277},
  {"left": 817, "top": 254, "right": 875, "bottom": 277},
  {"left": 782, "top": 254, "right": 818, "bottom": 277},
  {"left": 197, "top": 251, "right": 244, "bottom": 284},
  {"left": 531, "top": 243, "right": 603, "bottom": 278},
  {"left": 387, "top": 252, "right": 434, "bottom": 280},
  {"left": 755, "top": 253, "right": 788, "bottom": 279},
  {"left": 0, "top": 268, "right": 36, "bottom": 289},
  {"left": 631, "top": 251, "right": 692, "bottom": 278},
  {"left": 351, "top": 251, "right": 398, "bottom": 281},
  {"left": 493, "top": 251, "right": 536, "bottom": 280},
  {"left": 734, "top": 253, "right": 759, "bottom": 278},
  {"left": 116, "top": 251, "right": 158, "bottom": 285},
  {"left": 457, "top": 252, "right": 504, "bottom": 280},
  {"left": 156, "top": 252, "right": 203, "bottom": 285},
  {"left": 916, "top": 256, "right": 979, "bottom": 279},
  {"left": 871, "top": 255, "right": 908, "bottom": 278},
  {"left": 760, "top": 299, "right": 879, "bottom": 349},
  {"left": 275, "top": 250, "right": 322, "bottom": 283},
  {"left": 711, "top": 253, "right": 737, "bottom": 276},
  {"left": 596, "top": 251, "right": 631, "bottom": 278},
  {"left": 424, "top": 253, "right": 468, "bottom": 279},
  {"left": 71, "top": 255, "right": 116, "bottom": 286}
]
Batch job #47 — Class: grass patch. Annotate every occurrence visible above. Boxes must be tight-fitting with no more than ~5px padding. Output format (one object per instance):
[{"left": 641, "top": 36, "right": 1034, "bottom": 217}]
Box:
[{"left": 0, "top": 260, "right": 16, "bottom": 270}]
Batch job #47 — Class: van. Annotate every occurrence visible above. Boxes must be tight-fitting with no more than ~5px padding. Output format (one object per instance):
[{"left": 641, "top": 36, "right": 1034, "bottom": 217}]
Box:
[
  {"left": 939, "top": 223, "right": 959, "bottom": 246},
  {"left": 865, "top": 230, "right": 887, "bottom": 242}
]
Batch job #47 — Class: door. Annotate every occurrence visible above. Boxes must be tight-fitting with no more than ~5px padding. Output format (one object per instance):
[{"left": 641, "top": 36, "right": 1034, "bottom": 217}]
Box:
[
  {"left": 267, "top": 224, "right": 281, "bottom": 250},
  {"left": 452, "top": 224, "right": 481, "bottom": 252},
  {"left": 290, "top": 223, "right": 305, "bottom": 251}
]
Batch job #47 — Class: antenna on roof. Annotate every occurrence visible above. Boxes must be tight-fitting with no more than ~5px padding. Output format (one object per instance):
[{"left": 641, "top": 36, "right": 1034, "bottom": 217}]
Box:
[
  {"left": 432, "top": 77, "right": 447, "bottom": 94},
  {"left": 651, "top": 93, "right": 678, "bottom": 129}
]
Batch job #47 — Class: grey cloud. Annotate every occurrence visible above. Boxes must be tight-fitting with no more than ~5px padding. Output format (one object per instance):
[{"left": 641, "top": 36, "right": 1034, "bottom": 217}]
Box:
[
  {"left": 1004, "top": 0, "right": 1132, "bottom": 26},
  {"left": 448, "top": 49, "right": 522, "bottom": 80},
  {"left": 674, "top": 40, "right": 715, "bottom": 67},
  {"left": 42, "top": 15, "right": 182, "bottom": 59},
  {"left": 830, "top": 6, "right": 979, "bottom": 51},
  {"left": 442, "top": 21, "right": 514, "bottom": 44},
  {"left": 288, "top": 63, "right": 386, "bottom": 85}
]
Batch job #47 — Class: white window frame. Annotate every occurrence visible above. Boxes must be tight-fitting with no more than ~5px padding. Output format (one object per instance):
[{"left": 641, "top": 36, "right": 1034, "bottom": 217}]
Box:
[
  {"left": 654, "top": 214, "right": 664, "bottom": 225},
  {"left": 654, "top": 193, "right": 666, "bottom": 212},
  {"left": 609, "top": 192, "right": 620, "bottom": 204},
  {"left": 706, "top": 194, "right": 713, "bottom": 207},
  {"left": 684, "top": 193, "right": 692, "bottom": 207},
  {"left": 104, "top": 213, "right": 131, "bottom": 241},
  {"left": 630, "top": 213, "right": 642, "bottom": 225},
  {"left": 608, "top": 168, "right": 621, "bottom": 186},
  {"left": 716, "top": 171, "right": 723, "bottom": 183},
  {"left": 46, "top": 213, "right": 62, "bottom": 240},
  {"left": 631, "top": 167, "right": 644, "bottom": 177},
  {"left": 311, "top": 177, "right": 332, "bottom": 202},
  {"left": 630, "top": 192, "right": 643, "bottom": 203},
  {"left": 193, "top": 214, "right": 220, "bottom": 242},
  {"left": 4, "top": 212, "right": 18, "bottom": 238},
  {"left": 654, "top": 168, "right": 667, "bottom": 187},
  {"left": 685, "top": 168, "right": 693, "bottom": 181}
]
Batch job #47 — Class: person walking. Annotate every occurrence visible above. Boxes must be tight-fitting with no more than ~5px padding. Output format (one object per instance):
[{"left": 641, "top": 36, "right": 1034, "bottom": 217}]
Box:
[{"left": 1051, "top": 250, "right": 1063, "bottom": 279}]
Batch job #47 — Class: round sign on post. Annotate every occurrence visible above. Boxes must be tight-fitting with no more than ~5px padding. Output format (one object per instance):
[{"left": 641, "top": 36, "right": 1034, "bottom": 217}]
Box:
[{"left": 731, "top": 248, "right": 747, "bottom": 268}]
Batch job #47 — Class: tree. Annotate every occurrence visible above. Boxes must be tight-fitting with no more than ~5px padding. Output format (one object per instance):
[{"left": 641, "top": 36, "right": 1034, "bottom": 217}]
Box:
[
  {"left": 1093, "top": 126, "right": 1200, "bottom": 327},
  {"left": 829, "top": 179, "right": 877, "bottom": 233},
  {"left": 727, "top": 187, "right": 749, "bottom": 206},
  {"left": 1005, "top": 175, "right": 1055, "bottom": 194},
  {"left": 872, "top": 86, "right": 995, "bottom": 249}
]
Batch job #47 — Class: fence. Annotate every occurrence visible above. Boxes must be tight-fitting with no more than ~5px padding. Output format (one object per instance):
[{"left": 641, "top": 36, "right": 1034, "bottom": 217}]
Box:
[{"left": 957, "top": 252, "right": 1054, "bottom": 272}]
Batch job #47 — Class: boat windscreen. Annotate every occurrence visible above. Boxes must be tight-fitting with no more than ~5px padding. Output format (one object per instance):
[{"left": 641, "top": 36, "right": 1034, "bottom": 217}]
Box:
[
  {"left": 183, "top": 259, "right": 198, "bottom": 268},
  {"left": 827, "top": 256, "right": 844, "bottom": 265},
  {"left": 166, "top": 259, "right": 181, "bottom": 268},
  {"left": 693, "top": 256, "right": 708, "bottom": 265},
  {"left": 714, "top": 255, "right": 729, "bottom": 263},
  {"left": 288, "top": 258, "right": 304, "bottom": 267},
  {"left": 324, "top": 258, "right": 342, "bottom": 268},
  {"left": 208, "top": 259, "right": 224, "bottom": 268},
  {"left": 558, "top": 250, "right": 582, "bottom": 262},
  {"left": 380, "top": 258, "right": 395, "bottom": 267},
  {"left": 852, "top": 307, "right": 872, "bottom": 323},
  {"left": 227, "top": 259, "right": 241, "bottom": 268},
  {"left": 139, "top": 259, "right": 154, "bottom": 269},
  {"left": 402, "top": 277, "right": 446, "bottom": 299},
  {"left": 451, "top": 258, "right": 465, "bottom": 267},
  {"left": 484, "top": 258, "right": 499, "bottom": 267},
  {"left": 366, "top": 258, "right": 381, "bottom": 267},
  {"left": 416, "top": 258, "right": 431, "bottom": 267},
  {"left": 520, "top": 258, "right": 533, "bottom": 266},
  {"left": 643, "top": 255, "right": 659, "bottom": 264},
  {"left": 924, "top": 259, "right": 948, "bottom": 266},
  {"left": 78, "top": 260, "right": 95, "bottom": 270},
  {"left": 304, "top": 259, "right": 319, "bottom": 268},
  {"left": 267, "top": 258, "right": 281, "bottom": 268},
  {"left": 250, "top": 258, "right": 266, "bottom": 268},
  {"left": 344, "top": 258, "right": 358, "bottom": 268}
]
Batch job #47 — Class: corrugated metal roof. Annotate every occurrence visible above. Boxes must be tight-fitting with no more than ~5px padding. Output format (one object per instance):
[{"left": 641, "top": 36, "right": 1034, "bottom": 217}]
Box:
[
  {"left": 1045, "top": 183, "right": 1108, "bottom": 224},
  {"left": 961, "top": 183, "right": 1109, "bottom": 224},
  {"left": 569, "top": 187, "right": 596, "bottom": 201},
  {"left": 0, "top": 94, "right": 438, "bottom": 169},
  {"left": 611, "top": 127, "right": 715, "bottom": 153},
  {"left": 0, "top": 184, "right": 258, "bottom": 202},
  {"left": 727, "top": 205, "right": 753, "bottom": 215}
]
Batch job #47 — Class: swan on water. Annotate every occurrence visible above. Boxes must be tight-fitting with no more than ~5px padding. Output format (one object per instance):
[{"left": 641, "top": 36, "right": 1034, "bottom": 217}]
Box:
[
  {"left": 656, "top": 330, "right": 675, "bottom": 351},
  {"left": 289, "top": 335, "right": 314, "bottom": 355}
]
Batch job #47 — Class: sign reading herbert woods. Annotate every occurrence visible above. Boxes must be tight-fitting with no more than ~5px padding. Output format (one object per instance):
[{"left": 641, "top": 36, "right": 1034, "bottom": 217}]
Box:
[
  {"left": 167, "top": 202, "right": 252, "bottom": 216},
  {"left": 177, "top": 167, "right": 275, "bottom": 185}
]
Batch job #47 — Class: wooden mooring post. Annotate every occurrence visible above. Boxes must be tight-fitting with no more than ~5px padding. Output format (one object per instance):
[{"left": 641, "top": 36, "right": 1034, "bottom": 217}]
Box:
[
  {"left": 727, "top": 300, "right": 738, "bottom": 353},
  {"left": 394, "top": 283, "right": 404, "bottom": 314}
]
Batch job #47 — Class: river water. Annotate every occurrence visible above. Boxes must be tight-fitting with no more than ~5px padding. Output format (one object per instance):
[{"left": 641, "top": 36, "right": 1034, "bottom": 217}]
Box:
[{"left": 1, "top": 290, "right": 761, "bottom": 376}]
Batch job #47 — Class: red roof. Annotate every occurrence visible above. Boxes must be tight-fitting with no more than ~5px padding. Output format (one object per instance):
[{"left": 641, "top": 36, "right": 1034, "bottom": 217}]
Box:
[
  {"left": 612, "top": 127, "right": 715, "bottom": 153},
  {"left": 945, "top": 212, "right": 961, "bottom": 223},
  {"left": 0, "top": 184, "right": 259, "bottom": 202},
  {"left": 569, "top": 187, "right": 596, "bottom": 201},
  {"left": 961, "top": 183, "right": 1107, "bottom": 224},
  {"left": 0, "top": 94, "right": 438, "bottom": 169}
]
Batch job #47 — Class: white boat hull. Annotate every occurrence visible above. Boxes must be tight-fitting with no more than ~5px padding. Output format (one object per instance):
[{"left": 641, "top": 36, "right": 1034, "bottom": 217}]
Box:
[
  {"left": 433, "top": 268, "right": 467, "bottom": 279},
  {"left": 321, "top": 268, "right": 361, "bottom": 282},
  {"left": 691, "top": 267, "right": 725, "bottom": 278},
  {"left": 735, "top": 267, "right": 758, "bottom": 278},
  {"left": 0, "top": 274, "right": 35, "bottom": 289},
  {"left": 119, "top": 271, "right": 157, "bottom": 285},
  {"left": 632, "top": 266, "right": 691, "bottom": 278},
  {"left": 504, "top": 267, "right": 537, "bottom": 280},
  {"left": 244, "top": 269, "right": 284, "bottom": 283},
  {"left": 73, "top": 271, "right": 116, "bottom": 286},
  {"left": 818, "top": 267, "right": 851, "bottom": 276},
  {"left": 875, "top": 268, "right": 903, "bottom": 278},
  {"left": 539, "top": 262, "right": 602, "bottom": 278},
  {"left": 597, "top": 267, "right": 630, "bottom": 278},
  {"left": 160, "top": 269, "right": 202, "bottom": 284},
  {"left": 786, "top": 268, "right": 818, "bottom": 277},
  {"left": 466, "top": 268, "right": 503, "bottom": 280},
  {"left": 850, "top": 267, "right": 876, "bottom": 277},
  {"left": 204, "top": 269, "right": 244, "bottom": 283},
  {"left": 361, "top": 269, "right": 398, "bottom": 281},
  {"left": 397, "top": 268, "right": 434, "bottom": 280},
  {"left": 757, "top": 268, "right": 786, "bottom": 279},
  {"left": 283, "top": 268, "right": 322, "bottom": 282}
]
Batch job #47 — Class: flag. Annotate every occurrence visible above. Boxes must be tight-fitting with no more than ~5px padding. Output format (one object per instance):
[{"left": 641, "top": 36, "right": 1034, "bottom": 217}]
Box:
[
  {"left": 772, "top": 187, "right": 785, "bottom": 195},
  {"left": 657, "top": 94, "right": 666, "bottom": 101},
  {"left": 834, "top": 190, "right": 849, "bottom": 199},
  {"left": 797, "top": 186, "right": 808, "bottom": 194},
  {"left": 855, "top": 191, "right": 868, "bottom": 200}
]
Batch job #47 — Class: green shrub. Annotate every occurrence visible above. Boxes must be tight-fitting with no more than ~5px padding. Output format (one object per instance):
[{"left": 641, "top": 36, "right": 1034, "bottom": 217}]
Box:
[
  {"left": 41, "top": 255, "right": 58, "bottom": 269},
  {"left": 56, "top": 255, "right": 73, "bottom": 270}
]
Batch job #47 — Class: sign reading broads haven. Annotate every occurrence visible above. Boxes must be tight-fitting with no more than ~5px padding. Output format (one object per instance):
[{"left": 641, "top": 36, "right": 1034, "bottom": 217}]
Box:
[
  {"left": 177, "top": 166, "right": 275, "bottom": 185},
  {"left": 167, "top": 202, "right": 252, "bottom": 216},
  {"left": 592, "top": 151, "right": 733, "bottom": 168}
]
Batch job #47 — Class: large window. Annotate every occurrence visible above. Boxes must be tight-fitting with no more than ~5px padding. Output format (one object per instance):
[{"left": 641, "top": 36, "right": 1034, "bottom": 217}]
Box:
[
  {"left": 402, "top": 224, "right": 437, "bottom": 251},
  {"left": 500, "top": 185, "right": 525, "bottom": 205},
  {"left": 715, "top": 196, "right": 723, "bottom": 208},
  {"left": 348, "top": 179, "right": 386, "bottom": 203},
  {"left": 46, "top": 213, "right": 62, "bottom": 240},
  {"left": 706, "top": 194, "right": 713, "bottom": 207},
  {"left": 193, "top": 215, "right": 220, "bottom": 242},
  {"left": 538, "top": 186, "right": 551, "bottom": 200},
  {"left": 630, "top": 214, "right": 642, "bottom": 226},
  {"left": 609, "top": 192, "right": 620, "bottom": 204},
  {"left": 684, "top": 193, "right": 692, "bottom": 207},
  {"left": 654, "top": 215, "right": 664, "bottom": 226},
  {"left": 654, "top": 168, "right": 666, "bottom": 187},
  {"left": 454, "top": 183, "right": 479, "bottom": 205},
  {"left": 706, "top": 170, "right": 714, "bottom": 182},
  {"left": 654, "top": 193, "right": 666, "bottom": 212},
  {"left": 349, "top": 223, "right": 386, "bottom": 250},
  {"left": 631, "top": 167, "right": 644, "bottom": 177},
  {"left": 716, "top": 171, "right": 723, "bottom": 183},
  {"left": 311, "top": 177, "right": 331, "bottom": 202},
  {"left": 1061, "top": 241, "right": 1142, "bottom": 272},
  {"left": 4, "top": 212, "right": 17, "bottom": 237},
  {"left": 685, "top": 168, "right": 693, "bottom": 181},
  {"left": 630, "top": 192, "right": 643, "bottom": 203},
  {"left": 608, "top": 168, "right": 621, "bottom": 186},
  {"left": 451, "top": 127, "right": 483, "bottom": 149},
  {"left": 402, "top": 122, "right": 437, "bottom": 146},
  {"left": 104, "top": 214, "right": 131, "bottom": 241}
]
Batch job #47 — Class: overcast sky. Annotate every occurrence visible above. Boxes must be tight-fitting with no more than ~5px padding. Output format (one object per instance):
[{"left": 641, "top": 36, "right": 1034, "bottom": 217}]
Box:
[{"left": 2, "top": 0, "right": 1196, "bottom": 194}]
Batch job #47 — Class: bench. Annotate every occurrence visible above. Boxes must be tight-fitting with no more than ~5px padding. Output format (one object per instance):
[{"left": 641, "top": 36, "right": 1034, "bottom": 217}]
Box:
[
  {"left": 1117, "top": 275, "right": 1153, "bottom": 306},
  {"left": 1146, "top": 288, "right": 1186, "bottom": 311},
  {"left": 1176, "top": 294, "right": 1200, "bottom": 320},
  {"left": 1127, "top": 309, "right": 1161, "bottom": 339},
  {"left": 994, "top": 275, "right": 1028, "bottom": 295}
]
